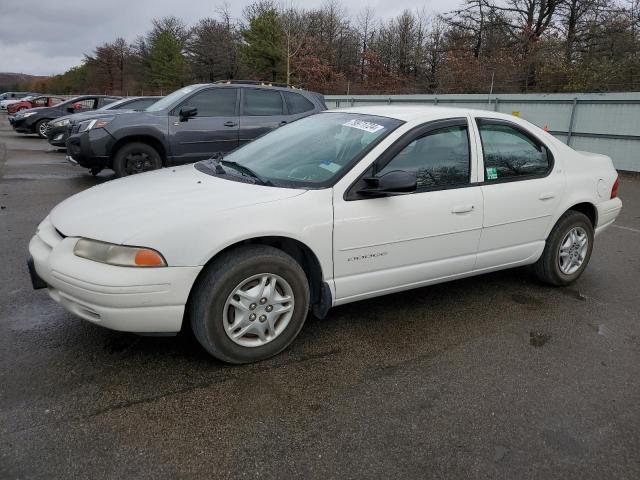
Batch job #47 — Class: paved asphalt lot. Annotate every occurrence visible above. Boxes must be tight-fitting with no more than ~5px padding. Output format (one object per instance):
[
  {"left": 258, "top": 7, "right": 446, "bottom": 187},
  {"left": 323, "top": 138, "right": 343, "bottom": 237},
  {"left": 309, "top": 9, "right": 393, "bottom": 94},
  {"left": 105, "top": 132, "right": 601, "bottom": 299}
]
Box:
[{"left": 0, "top": 115, "right": 639, "bottom": 480}]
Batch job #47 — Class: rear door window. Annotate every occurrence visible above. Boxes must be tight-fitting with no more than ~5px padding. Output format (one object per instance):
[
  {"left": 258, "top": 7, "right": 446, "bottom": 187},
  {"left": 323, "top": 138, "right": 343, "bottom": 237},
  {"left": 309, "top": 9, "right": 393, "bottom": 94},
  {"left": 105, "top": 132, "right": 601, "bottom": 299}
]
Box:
[
  {"left": 242, "top": 89, "right": 284, "bottom": 116},
  {"left": 477, "top": 121, "right": 550, "bottom": 181}
]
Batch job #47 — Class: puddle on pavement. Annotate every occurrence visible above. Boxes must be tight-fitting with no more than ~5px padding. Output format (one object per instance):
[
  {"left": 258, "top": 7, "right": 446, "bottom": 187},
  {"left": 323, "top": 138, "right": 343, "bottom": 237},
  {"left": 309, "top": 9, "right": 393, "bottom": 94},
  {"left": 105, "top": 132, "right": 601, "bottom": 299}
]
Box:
[{"left": 530, "top": 331, "right": 551, "bottom": 347}]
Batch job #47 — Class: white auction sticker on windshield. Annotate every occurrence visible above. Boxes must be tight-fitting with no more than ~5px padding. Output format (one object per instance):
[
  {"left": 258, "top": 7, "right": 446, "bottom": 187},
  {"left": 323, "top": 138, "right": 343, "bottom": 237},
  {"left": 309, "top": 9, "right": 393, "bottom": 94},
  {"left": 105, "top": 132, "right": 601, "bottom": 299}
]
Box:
[{"left": 342, "top": 119, "right": 384, "bottom": 133}]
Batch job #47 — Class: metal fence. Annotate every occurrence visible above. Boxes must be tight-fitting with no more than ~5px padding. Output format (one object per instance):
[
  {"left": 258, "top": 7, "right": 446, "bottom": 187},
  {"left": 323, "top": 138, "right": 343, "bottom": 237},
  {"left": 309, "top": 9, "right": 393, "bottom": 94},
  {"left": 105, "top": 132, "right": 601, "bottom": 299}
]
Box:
[{"left": 325, "top": 93, "right": 640, "bottom": 172}]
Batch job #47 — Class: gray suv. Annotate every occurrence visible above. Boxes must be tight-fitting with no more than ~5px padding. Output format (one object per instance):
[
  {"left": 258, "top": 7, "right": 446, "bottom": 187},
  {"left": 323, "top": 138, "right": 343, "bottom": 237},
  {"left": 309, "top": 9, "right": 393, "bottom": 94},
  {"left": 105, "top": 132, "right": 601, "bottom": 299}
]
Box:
[{"left": 65, "top": 81, "right": 327, "bottom": 177}]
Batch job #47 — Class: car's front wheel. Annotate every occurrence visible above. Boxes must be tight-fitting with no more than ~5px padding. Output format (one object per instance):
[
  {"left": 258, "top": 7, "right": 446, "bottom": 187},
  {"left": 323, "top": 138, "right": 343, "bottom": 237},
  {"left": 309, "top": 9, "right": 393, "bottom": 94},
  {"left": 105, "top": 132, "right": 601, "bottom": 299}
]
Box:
[
  {"left": 112, "top": 142, "right": 162, "bottom": 177},
  {"left": 189, "top": 245, "right": 310, "bottom": 364},
  {"left": 533, "top": 210, "right": 594, "bottom": 286},
  {"left": 35, "top": 119, "right": 49, "bottom": 139}
]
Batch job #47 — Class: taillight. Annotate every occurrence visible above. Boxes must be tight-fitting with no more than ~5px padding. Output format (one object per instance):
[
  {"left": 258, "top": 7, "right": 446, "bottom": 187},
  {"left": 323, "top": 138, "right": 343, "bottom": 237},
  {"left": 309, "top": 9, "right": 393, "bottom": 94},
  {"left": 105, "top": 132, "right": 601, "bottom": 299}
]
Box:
[{"left": 611, "top": 177, "right": 619, "bottom": 199}]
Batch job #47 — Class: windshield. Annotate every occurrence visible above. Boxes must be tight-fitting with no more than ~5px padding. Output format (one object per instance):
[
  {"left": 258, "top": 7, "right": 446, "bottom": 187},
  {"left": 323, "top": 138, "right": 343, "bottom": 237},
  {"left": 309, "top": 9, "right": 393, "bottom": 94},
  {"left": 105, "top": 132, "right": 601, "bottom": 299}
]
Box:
[
  {"left": 146, "top": 85, "right": 202, "bottom": 112},
  {"left": 198, "top": 112, "right": 402, "bottom": 188},
  {"left": 99, "top": 98, "right": 131, "bottom": 110}
]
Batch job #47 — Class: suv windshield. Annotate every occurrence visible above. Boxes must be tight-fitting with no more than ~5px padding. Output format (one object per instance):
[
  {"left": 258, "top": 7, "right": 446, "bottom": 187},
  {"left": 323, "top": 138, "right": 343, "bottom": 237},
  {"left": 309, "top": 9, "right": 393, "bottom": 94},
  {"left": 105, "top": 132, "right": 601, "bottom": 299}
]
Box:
[{"left": 197, "top": 112, "right": 402, "bottom": 188}]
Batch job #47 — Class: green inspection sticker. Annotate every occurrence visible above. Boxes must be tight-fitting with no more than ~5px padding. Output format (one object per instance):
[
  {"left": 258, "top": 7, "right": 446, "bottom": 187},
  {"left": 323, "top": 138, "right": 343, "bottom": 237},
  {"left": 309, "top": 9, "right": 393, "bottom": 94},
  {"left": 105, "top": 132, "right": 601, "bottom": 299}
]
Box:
[{"left": 486, "top": 167, "right": 498, "bottom": 180}]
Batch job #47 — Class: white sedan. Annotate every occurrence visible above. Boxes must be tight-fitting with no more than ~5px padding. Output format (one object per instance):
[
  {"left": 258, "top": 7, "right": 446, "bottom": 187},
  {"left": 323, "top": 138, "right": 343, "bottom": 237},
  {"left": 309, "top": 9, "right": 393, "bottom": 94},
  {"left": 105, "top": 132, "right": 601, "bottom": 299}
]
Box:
[{"left": 28, "top": 106, "right": 622, "bottom": 363}]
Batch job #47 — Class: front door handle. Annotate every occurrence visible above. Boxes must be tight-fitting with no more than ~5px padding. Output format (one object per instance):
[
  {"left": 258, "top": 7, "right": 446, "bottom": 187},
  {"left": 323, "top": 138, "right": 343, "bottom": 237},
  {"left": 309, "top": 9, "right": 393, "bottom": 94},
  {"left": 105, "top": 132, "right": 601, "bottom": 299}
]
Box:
[
  {"left": 224, "top": 121, "right": 238, "bottom": 127},
  {"left": 452, "top": 204, "right": 475, "bottom": 214},
  {"left": 539, "top": 192, "right": 556, "bottom": 200},
  {"left": 280, "top": 120, "right": 287, "bottom": 126}
]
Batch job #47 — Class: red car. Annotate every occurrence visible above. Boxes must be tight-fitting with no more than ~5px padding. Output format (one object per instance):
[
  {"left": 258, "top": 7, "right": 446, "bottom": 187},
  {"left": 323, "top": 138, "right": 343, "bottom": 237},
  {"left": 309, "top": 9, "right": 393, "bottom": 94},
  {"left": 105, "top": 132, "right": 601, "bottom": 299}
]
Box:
[{"left": 7, "top": 95, "right": 65, "bottom": 115}]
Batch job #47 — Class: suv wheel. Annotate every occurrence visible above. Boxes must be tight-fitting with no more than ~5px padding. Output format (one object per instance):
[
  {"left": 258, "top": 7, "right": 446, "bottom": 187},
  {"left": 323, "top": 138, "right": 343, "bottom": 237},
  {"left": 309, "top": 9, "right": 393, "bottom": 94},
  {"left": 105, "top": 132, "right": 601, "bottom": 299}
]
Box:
[
  {"left": 189, "top": 245, "right": 310, "bottom": 364},
  {"left": 533, "top": 210, "right": 594, "bottom": 286},
  {"left": 113, "top": 142, "right": 162, "bottom": 177}
]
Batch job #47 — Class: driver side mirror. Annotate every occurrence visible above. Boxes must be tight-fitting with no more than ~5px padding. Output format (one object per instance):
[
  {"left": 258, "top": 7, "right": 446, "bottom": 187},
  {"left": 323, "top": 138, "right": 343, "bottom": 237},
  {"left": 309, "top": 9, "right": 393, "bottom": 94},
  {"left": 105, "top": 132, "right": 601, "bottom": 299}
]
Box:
[
  {"left": 179, "top": 106, "right": 198, "bottom": 121},
  {"left": 357, "top": 170, "right": 417, "bottom": 197}
]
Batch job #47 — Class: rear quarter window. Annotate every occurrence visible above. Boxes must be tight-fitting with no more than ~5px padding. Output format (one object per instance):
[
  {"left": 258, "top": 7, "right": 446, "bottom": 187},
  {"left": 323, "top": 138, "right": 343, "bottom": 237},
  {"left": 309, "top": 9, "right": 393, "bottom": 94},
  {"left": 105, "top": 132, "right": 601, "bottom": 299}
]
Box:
[{"left": 284, "top": 92, "right": 315, "bottom": 115}]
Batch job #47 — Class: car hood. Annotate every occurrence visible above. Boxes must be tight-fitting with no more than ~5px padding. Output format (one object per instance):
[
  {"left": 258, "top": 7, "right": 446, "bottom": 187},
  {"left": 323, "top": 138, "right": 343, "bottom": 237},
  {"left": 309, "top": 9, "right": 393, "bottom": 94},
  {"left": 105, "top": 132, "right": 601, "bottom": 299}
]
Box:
[
  {"left": 65, "top": 110, "right": 133, "bottom": 124},
  {"left": 49, "top": 165, "right": 306, "bottom": 245},
  {"left": 15, "top": 106, "right": 54, "bottom": 117}
]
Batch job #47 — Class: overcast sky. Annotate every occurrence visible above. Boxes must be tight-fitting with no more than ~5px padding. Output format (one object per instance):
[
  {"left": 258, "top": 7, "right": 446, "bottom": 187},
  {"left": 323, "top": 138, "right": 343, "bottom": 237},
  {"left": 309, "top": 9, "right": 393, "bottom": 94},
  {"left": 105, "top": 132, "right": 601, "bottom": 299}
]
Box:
[{"left": 0, "top": 0, "right": 451, "bottom": 76}]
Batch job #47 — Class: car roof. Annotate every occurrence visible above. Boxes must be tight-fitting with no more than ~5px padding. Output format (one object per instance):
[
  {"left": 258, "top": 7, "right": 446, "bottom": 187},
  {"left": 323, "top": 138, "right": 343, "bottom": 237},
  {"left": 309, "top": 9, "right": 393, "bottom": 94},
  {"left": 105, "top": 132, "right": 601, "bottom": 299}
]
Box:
[
  {"left": 202, "top": 82, "right": 318, "bottom": 95},
  {"left": 331, "top": 105, "right": 523, "bottom": 123}
]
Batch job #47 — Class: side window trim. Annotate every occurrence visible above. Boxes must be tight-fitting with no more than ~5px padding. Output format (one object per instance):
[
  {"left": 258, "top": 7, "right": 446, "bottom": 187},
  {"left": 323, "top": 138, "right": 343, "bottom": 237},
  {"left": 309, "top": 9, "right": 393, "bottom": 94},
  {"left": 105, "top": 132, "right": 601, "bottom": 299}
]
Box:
[
  {"left": 345, "top": 117, "right": 470, "bottom": 201},
  {"left": 475, "top": 117, "right": 554, "bottom": 184},
  {"left": 280, "top": 91, "right": 289, "bottom": 115}
]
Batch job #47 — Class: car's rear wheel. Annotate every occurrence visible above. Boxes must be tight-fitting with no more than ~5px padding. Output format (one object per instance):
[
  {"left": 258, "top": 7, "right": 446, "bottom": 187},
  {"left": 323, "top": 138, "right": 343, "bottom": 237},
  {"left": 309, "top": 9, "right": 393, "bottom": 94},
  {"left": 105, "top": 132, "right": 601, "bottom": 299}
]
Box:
[
  {"left": 35, "top": 119, "right": 49, "bottom": 139},
  {"left": 189, "top": 245, "right": 310, "bottom": 364},
  {"left": 112, "top": 142, "right": 162, "bottom": 177},
  {"left": 533, "top": 210, "right": 594, "bottom": 286}
]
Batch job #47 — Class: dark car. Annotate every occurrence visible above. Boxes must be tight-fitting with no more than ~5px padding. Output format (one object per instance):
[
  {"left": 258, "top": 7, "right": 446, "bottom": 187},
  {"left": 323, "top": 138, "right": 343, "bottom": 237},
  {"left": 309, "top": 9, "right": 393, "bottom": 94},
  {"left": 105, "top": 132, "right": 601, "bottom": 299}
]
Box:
[
  {"left": 11, "top": 95, "right": 121, "bottom": 138},
  {"left": 65, "top": 81, "right": 326, "bottom": 177},
  {"left": 46, "top": 96, "right": 161, "bottom": 148}
]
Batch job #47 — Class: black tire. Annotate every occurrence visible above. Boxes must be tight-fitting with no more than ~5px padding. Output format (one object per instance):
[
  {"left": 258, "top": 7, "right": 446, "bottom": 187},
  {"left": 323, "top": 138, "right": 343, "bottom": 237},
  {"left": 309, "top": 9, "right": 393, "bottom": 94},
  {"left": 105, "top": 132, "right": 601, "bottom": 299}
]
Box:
[
  {"left": 533, "top": 210, "right": 594, "bottom": 286},
  {"left": 189, "top": 245, "right": 310, "bottom": 364},
  {"left": 112, "top": 142, "right": 162, "bottom": 177},
  {"left": 35, "top": 119, "right": 49, "bottom": 139}
]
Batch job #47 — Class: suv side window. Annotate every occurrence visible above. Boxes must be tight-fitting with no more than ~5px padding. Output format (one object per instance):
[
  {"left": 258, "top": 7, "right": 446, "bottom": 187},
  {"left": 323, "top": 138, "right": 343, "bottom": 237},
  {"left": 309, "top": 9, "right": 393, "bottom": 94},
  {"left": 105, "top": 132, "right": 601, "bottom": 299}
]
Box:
[
  {"left": 477, "top": 121, "right": 550, "bottom": 181},
  {"left": 284, "top": 92, "right": 314, "bottom": 115},
  {"left": 377, "top": 125, "right": 471, "bottom": 189},
  {"left": 184, "top": 88, "right": 237, "bottom": 116},
  {"left": 242, "top": 89, "right": 284, "bottom": 116}
]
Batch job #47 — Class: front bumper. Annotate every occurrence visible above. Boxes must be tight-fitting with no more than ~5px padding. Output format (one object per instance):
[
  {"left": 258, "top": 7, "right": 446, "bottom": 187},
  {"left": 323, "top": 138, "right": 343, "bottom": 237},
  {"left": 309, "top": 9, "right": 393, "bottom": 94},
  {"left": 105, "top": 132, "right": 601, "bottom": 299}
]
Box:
[
  {"left": 28, "top": 216, "right": 202, "bottom": 333},
  {"left": 47, "top": 124, "right": 69, "bottom": 146},
  {"left": 66, "top": 129, "right": 113, "bottom": 169},
  {"left": 12, "top": 117, "right": 36, "bottom": 134}
]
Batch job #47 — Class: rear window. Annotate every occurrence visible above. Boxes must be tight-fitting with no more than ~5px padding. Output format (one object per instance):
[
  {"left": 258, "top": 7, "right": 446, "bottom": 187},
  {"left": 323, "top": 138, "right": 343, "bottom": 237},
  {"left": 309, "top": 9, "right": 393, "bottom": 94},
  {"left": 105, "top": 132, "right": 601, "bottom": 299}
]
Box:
[
  {"left": 242, "top": 89, "right": 283, "bottom": 116},
  {"left": 284, "top": 92, "right": 315, "bottom": 115}
]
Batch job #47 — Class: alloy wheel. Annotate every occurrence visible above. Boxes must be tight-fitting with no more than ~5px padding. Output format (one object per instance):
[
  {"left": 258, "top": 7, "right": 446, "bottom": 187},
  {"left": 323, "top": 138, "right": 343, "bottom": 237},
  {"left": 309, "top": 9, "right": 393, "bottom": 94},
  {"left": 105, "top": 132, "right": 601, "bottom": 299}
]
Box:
[{"left": 558, "top": 226, "right": 588, "bottom": 275}]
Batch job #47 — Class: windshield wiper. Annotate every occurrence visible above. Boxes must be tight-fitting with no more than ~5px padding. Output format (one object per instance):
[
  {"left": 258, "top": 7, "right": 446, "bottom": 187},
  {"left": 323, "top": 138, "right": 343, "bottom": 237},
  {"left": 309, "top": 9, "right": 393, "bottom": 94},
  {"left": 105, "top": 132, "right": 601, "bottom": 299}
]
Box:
[
  {"left": 203, "top": 156, "right": 226, "bottom": 175},
  {"left": 221, "top": 160, "right": 273, "bottom": 186}
]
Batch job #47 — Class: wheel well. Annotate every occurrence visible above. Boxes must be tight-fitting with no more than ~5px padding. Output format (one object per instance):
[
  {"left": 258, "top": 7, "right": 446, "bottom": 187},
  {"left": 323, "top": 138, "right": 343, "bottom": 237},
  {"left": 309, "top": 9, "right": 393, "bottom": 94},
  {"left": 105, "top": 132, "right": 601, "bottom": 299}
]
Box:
[
  {"left": 197, "top": 236, "right": 326, "bottom": 310},
  {"left": 111, "top": 136, "right": 167, "bottom": 167},
  {"left": 569, "top": 202, "right": 597, "bottom": 227}
]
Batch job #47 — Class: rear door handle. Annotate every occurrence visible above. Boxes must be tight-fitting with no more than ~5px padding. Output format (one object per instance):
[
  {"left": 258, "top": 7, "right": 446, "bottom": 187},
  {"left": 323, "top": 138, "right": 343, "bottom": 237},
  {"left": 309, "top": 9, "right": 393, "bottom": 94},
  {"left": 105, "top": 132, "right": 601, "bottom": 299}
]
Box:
[
  {"left": 224, "top": 121, "right": 237, "bottom": 127},
  {"left": 539, "top": 192, "right": 556, "bottom": 200},
  {"left": 280, "top": 120, "right": 287, "bottom": 126},
  {"left": 452, "top": 204, "right": 474, "bottom": 214}
]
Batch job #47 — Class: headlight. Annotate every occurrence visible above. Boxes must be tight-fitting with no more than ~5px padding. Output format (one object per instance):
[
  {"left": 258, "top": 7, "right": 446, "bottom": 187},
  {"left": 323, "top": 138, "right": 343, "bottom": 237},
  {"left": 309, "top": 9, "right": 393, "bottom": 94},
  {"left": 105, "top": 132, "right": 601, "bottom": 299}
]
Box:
[
  {"left": 22, "top": 111, "right": 37, "bottom": 117},
  {"left": 77, "top": 116, "right": 114, "bottom": 133},
  {"left": 52, "top": 118, "right": 70, "bottom": 127},
  {"left": 73, "top": 238, "right": 167, "bottom": 267}
]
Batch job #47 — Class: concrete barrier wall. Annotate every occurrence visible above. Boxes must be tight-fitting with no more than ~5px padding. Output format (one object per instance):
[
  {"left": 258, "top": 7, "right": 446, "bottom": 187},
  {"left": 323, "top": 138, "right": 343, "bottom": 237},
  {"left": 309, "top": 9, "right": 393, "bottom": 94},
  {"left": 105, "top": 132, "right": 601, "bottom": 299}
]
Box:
[{"left": 325, "top": 93, "right": 640, "bottom": 172}]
